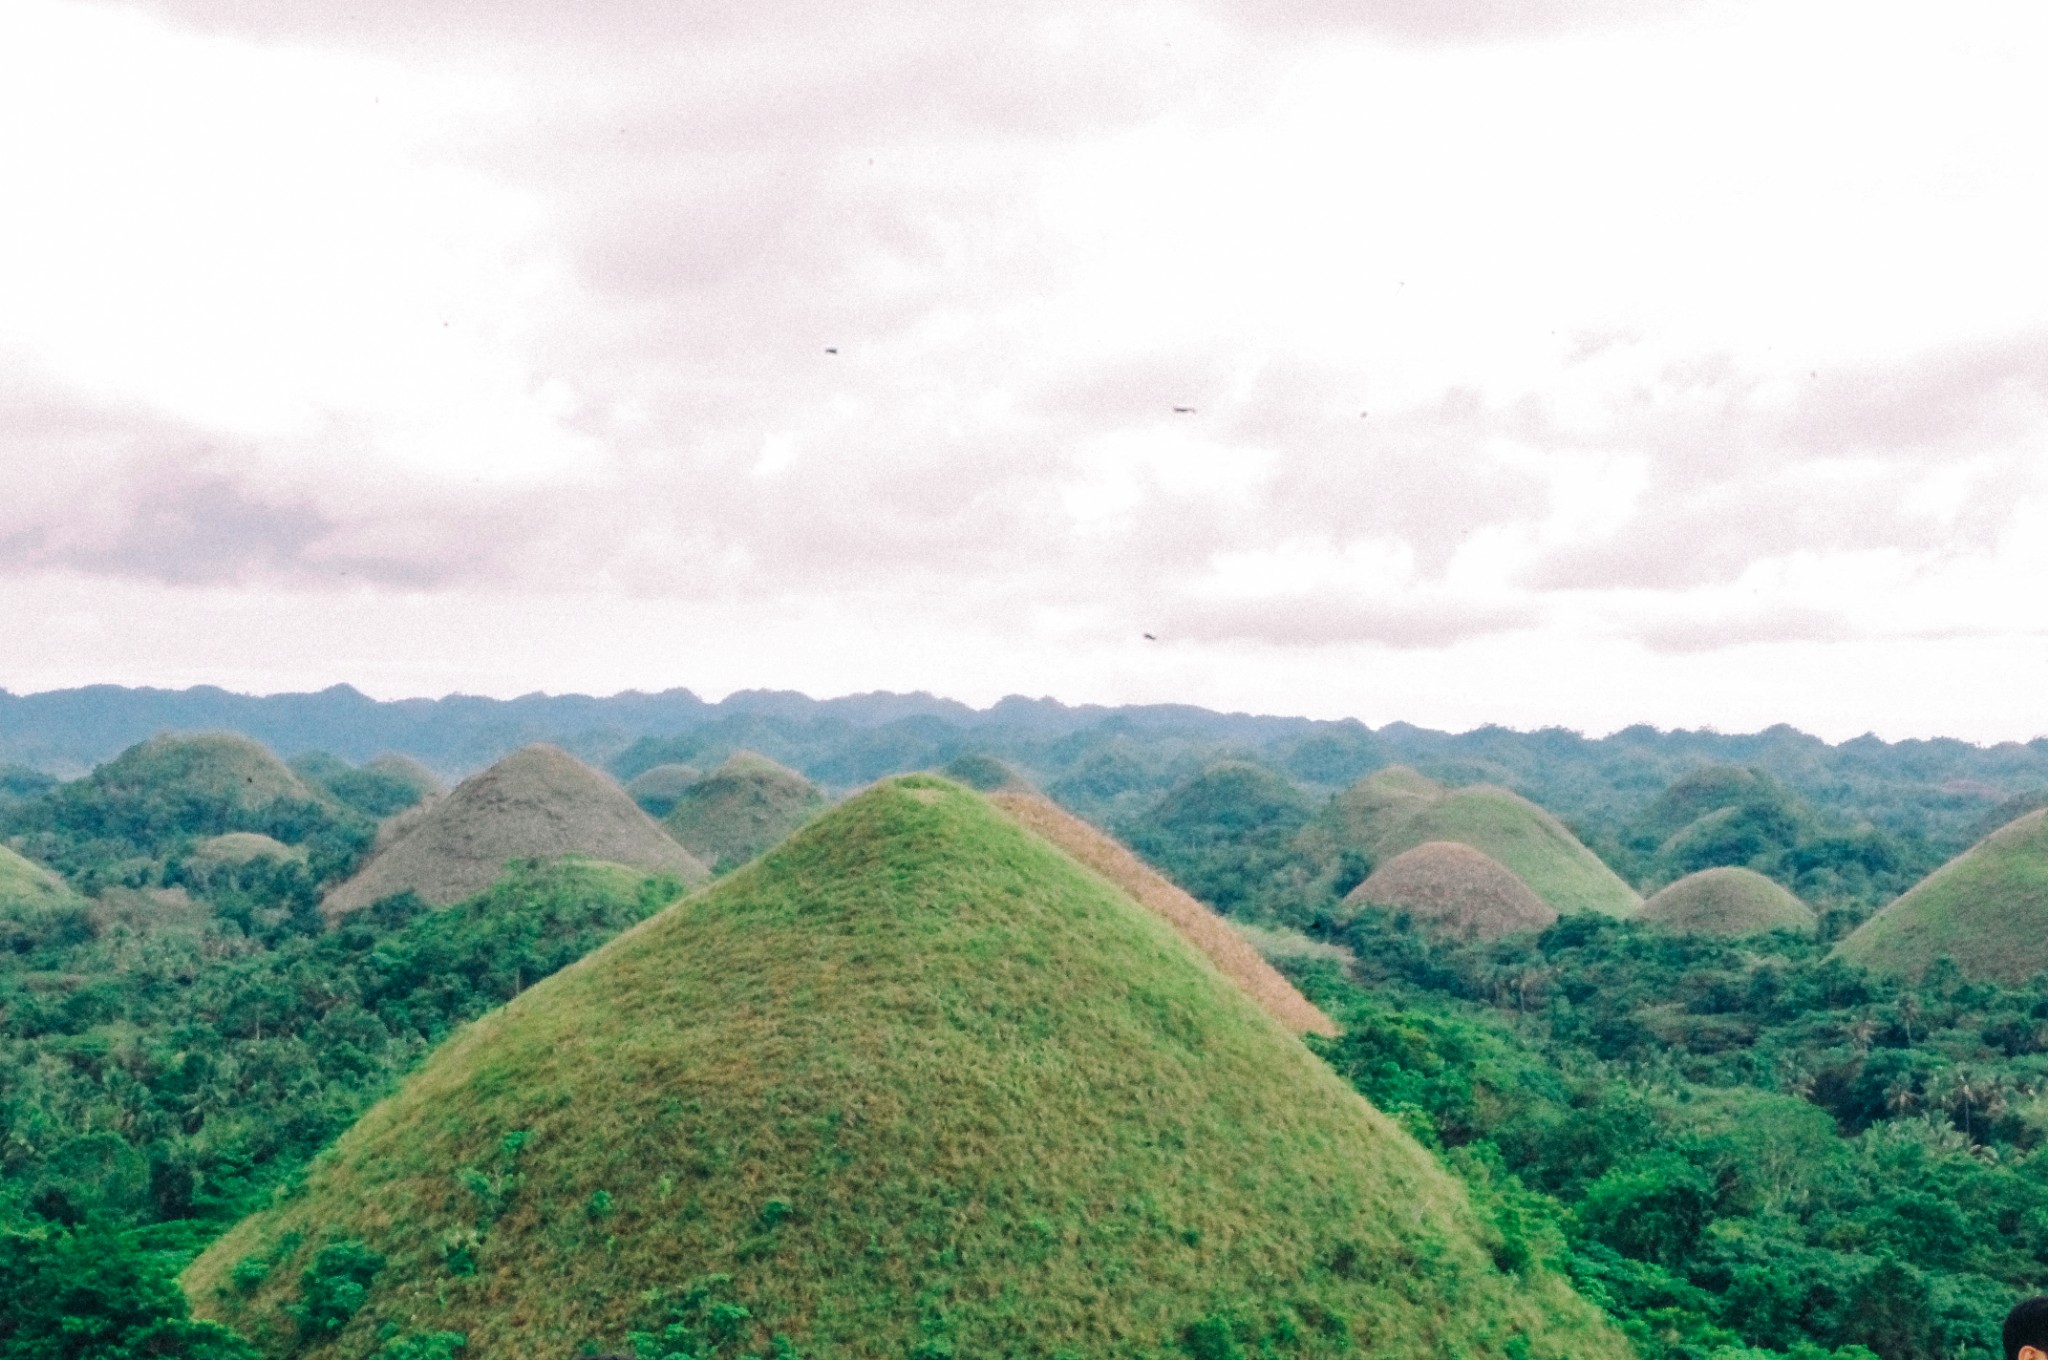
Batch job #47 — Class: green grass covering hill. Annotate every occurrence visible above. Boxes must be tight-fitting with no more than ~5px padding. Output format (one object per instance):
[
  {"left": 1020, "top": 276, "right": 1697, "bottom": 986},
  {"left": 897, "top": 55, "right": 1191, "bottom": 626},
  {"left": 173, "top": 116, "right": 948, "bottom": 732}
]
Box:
[
  {"left": 1325, "top": 778, "right": 1640, "bottom": 919},
  {"left": 624, "top": 762, "right": 701, "bottom": 817},
  {"left": 1833, "top": 809, "right": 2048, "bottom": 983},
  {"left": 1638, "top": 867, "right": 1815, "bottom": 938},
  {"left": 186, "top": 778, "right": 1629, "bottom": 1360},
  {"left": 661, "top": 751, "right": 825, "bottom": 873},
  {"left": 0, "top": 844, "right": 77, "bottom": 912}
]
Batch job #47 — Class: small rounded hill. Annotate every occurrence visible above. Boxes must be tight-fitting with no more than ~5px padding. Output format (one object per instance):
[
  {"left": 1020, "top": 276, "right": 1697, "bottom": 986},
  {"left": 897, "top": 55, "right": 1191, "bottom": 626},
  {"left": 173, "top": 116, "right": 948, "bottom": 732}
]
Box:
[
  {"left": 187, "top": 778, "right": 1628, "bottom": 1360},
  {"left": 662, "top": 752, "right": 825, "bottom": 873},
  {"left": 623, "top": 763, "right": 701, "bottom": 817},
  {"left": 323, "top": 744, "right": 707, "bottom": 915},
  {"left": 1309, "top": 768, "right": 1639, "bottom": 919},
  {"left": 1835, "top": 808, "right": 2048, "bottom": 983},
  {"left": 1640, "top": 867, "right": 1815, "bottom": 938},
  {"left": 1344, "top": 840, "right": 1557, "bottom": 940}
]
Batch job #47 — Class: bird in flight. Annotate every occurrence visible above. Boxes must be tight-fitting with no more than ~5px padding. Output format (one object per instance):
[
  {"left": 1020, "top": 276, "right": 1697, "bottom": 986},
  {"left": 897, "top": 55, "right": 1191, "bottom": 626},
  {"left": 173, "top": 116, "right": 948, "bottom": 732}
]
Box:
[
  {"left": 1143, "top": 632, "right": 1157, "bottom": 641},
  {"left": 824, "top": 347, "right": 839, "bottom": 354},
  {"left": 1171, "top": 406, "right": 1195, "bottom": 414}
]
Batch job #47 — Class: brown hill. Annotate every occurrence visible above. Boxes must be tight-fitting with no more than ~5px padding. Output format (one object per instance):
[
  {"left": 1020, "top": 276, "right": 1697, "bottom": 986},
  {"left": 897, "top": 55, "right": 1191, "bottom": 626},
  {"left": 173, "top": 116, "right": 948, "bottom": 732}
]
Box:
[
  {"left": 991, "top": 790, "right": 1336, "bottom": 1036},
  {"left": 323, "top": 745, "right": 707, "bottom": 915},
  {"left": 1344, "top": 840, "right": 1557, "bottom": 940}
]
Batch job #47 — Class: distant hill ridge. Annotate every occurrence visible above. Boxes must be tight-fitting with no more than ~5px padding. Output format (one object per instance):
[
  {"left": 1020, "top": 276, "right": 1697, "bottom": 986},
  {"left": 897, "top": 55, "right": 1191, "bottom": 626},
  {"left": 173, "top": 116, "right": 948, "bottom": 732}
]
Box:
[
  {"left": 323, "top": 745, "right": 706, "bottom": 914},
  {"left": 186, "top": 776, "right": 1628, "bottom": 1359}
]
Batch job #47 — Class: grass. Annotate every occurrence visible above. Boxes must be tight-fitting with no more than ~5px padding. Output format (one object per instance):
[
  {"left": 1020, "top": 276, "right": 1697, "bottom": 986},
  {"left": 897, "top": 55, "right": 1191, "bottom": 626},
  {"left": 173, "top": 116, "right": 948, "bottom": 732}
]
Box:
[
  {"left": 96, "top": 733, "right": 315, "bottom": 810},
  {"left": 186, "top": 777, "right": 1629, "bottom": 1360},
  {"left": 0, "top": 845, "right": 77, "bottom": 911},
  {"left": 1834, "top": 808, "right": 2048, "bottom": 982},
  {"left": 1638, "top": 867, "right": 1815, "bottom": 938},
  {"left": 1327, "top": 780, "right": 1640, "bottom": 920},
  {"left": 662, "top": 751, "right": 825, "bottom": 874},
  {"left": 1344, "top": 841, "right": 1556, "bottom": 941}
]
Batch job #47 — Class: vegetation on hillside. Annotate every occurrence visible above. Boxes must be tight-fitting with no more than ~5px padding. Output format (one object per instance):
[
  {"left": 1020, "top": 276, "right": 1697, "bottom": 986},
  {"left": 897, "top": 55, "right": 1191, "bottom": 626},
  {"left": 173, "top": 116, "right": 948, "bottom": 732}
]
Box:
[
  {"left": 1639, "top": 867, "right": 1817, "bottom": 938},
  {"left": 661, "top": 752, "right": 825, "bottom": 873},
  {"left": 187, "top": 778, "right": 1629, "bottom": 1360}
]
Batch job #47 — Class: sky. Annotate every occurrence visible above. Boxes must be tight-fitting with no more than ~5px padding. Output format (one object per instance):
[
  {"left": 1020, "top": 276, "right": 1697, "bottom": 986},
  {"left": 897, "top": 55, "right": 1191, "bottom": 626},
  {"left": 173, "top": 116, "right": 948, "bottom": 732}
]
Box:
[{"left": 3, "top": 0, "right": 2046, "bottom": 741}]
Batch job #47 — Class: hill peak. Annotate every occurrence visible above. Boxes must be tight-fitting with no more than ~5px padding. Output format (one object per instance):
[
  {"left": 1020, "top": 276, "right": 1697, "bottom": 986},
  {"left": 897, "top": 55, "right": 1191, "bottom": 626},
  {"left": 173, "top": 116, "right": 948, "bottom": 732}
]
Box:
[
  {"left": 323, "top": 743, "right": 706, "bottom": 914},
  {"left": 190, "top": 776, "right": 1625, "bottom": 1359}
]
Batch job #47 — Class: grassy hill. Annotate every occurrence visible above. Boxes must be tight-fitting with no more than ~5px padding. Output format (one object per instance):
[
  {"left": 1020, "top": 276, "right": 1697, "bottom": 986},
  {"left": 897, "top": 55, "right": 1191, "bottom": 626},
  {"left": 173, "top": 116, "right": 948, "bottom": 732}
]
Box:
[
  {"left": 1311, "top": 772, "right": 1639, "bottom": 919},
  {"left": 1639, "top": 867, "right": 1815, "bottom": 938},
  {"left": 0, "top": 844, "right": 78, "bottom": 912},
  {"left": 1344, "top": 840, "right": 1556, "bottom": 941},
  {"left": 324, "top": 745, "right": 706, "bottom": 915},
  {"left": 989, "top": 789, "right": 1335, "bottom": 1035},
  {"left": 624, "top": 762, "right": 701, "bottom": 817},
  {"left": 1123, "top": 761, "right": 1316, "bottom": 916},
  {"left": 186, "top": 777, "right": 1628, "bottom": 1360},
  {"left": 661, "top": 752, "right": 824, "bottom": 873},
  {"left": 1833, "top": 809, "right": 2048, "bottom": 982}
]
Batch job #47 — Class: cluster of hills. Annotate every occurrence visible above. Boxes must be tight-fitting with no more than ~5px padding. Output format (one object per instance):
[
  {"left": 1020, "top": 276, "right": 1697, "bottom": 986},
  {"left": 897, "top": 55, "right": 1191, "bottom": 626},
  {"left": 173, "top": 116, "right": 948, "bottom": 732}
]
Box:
[{"left": 13, "top": 695, "right": 2048, "bottom": 1357}]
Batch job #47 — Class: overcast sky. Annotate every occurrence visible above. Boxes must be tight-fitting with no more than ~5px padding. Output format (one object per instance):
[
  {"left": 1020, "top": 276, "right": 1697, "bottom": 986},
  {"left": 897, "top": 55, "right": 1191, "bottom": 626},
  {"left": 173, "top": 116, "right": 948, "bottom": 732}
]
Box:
[{"left": 3, "top": 0, "right": 2046, "bottom": 739}]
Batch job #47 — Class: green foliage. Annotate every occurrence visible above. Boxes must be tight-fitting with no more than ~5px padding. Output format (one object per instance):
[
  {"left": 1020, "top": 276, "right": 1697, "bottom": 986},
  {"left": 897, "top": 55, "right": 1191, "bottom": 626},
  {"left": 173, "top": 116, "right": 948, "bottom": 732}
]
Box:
[
  {"left": 374, "top": 1333, "right": 465, "bottom": 1360},
  {"left": 288, "top": 1241, "right": 382, "bottom": 1338},
  {"left": 1123, "top": 761, "right": 1317, "bottom": 917},
  {"left": 661, "top": 753, "right": 824, "bottom": 874},
  {"left": 0, "top": 1226, "right": 258, "bottom": 1359},
  {"left": 1292, "top": 901, "right": 2048, "bottom": 1358}
]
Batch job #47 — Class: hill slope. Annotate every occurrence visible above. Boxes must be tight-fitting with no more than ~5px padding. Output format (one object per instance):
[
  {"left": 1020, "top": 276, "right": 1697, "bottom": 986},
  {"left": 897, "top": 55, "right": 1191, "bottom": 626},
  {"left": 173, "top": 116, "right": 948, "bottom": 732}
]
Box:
[
  {"left": 188, "top": 777, "right": 1628, "bottom": 1360},
  {"left": 1639, "top": 867, "right": 1815, "bottom": 937},
  {"left": 661, "top": 752, "right": 824, "bottom": 873},
  {"left": 1834, "top": 809, "right": 2048, "bottom": 982},
  {"left": 0, "top": 844, "right": 78, "bottom": 911},
  {"left": 1313, "top": 773, "right": 1639, "bottom": 919},
  {"left": 323, "top": 745, "right": 706, "bottom": 914},
  {"left": 988, "top": 789, "right": 1336, "bottom": 1035},
  {"left": 1344, "top": 840, "right": 1556, "bottom": 941}
]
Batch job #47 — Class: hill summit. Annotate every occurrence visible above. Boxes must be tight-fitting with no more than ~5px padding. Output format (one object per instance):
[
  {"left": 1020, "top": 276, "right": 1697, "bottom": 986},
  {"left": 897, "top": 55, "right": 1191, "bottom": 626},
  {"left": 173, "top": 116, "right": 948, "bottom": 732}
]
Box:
[
  {"left": 189, "top": 777, "right": 1626, "bottom": 1360},
  {"left": 1639, "top": 866, "right": 1815, "bottom": 938},
  {"left": 323, "top": 745, "right": 706, "bottom": 914},
  {"left": 1311, "top": 767, "right": 1639, "bottom": 919},
  {"left": 1344, "top": 840, "right": 1556, "bottom": 940},
  {"left": 662, "top": 751, "right": 825, "bottom": 873},
  {"left": 1834, "top": 808, "right": 2048, "bottom": 982}
]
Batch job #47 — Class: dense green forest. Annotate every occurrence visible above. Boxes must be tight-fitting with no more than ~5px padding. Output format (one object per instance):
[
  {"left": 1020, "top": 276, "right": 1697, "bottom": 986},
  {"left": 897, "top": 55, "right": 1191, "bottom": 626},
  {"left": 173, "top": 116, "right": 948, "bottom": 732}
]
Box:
[{"left": 4, "top": 700, "right": 2048, "bottom": 1357}]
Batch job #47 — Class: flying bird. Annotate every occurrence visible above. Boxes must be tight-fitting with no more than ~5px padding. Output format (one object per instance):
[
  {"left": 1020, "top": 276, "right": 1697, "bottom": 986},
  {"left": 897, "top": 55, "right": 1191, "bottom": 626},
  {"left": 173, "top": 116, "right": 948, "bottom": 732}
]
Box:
[
  {"left": 1172, "top": 406, "right": 1195, "bottom": 414},
  {"left": 1143, "top": 632, "right": 1158, "bottom": 641},
  {"left": 824, "top": 347, "right": 839, "bottom": 354}
]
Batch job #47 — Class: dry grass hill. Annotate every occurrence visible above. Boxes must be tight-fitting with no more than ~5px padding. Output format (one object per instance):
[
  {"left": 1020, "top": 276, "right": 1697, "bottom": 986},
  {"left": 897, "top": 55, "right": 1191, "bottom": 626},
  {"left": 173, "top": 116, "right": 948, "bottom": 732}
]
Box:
[
  {"left": 186, "top": 776, "right": 1628, "bottom": 1360},
  {"left": 662, "top": 751, "right": 825, "bottom": 873},
  {"left": 190, "top": 832, "right": 304, "bottom": 866},
  {"left": 1309, "top": 767, "right": 1640, "bottom": 919},
  {"left": 989, "top": 789, "right": 1336, "bottom": 1035},
  {"left": 323, "top": 745, "right": 707, "bottom": 915},
  {"left": 1343, "top": 840, "right": 1557, "bottom": 941},
  {"left": 1639, "top": 866, "right": 1815, "bottom": 938},
  {"left": 1834, "top": 808, "right": 2048, "bottom": 982}
]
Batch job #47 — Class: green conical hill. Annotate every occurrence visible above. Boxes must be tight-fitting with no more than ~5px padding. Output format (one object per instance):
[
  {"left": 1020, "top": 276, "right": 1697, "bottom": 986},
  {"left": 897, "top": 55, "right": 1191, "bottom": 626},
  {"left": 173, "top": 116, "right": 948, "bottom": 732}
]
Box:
[
  {"left": 323, "top": 745, "right": 707, "bottom": 915},
  {"left": 1344, "top": 840, "right": 1556, "bottom": 941},
  {"left": 662, "top": 751, "right": 825, "bottom": 873},
  {"left": 186, "top": 778, "right": 1628, "bottom": 1360},
  {"left": 1311, "top": 773, "right": 1638, "bottom": 919},
  {"left": 939, "top": 751, "right": 1030, "bottom": 792},
  {"left": 1834, "top": 809, "right": 2048, "bottom": 982},
  {"left": 624, "top": 762, "right": 702, "bottom": 817},
  {"left": 0, "top": 844, "right": 78, "bottom": 911},
  {"left": 96, "top": 732, "right": 314, "bottom": 809},
  {"left": 1640, "top": 867, "right": 1815, "bottom": 938},
  {"left": 191, "top": 832, "right": 304, "bottom": 866}
]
